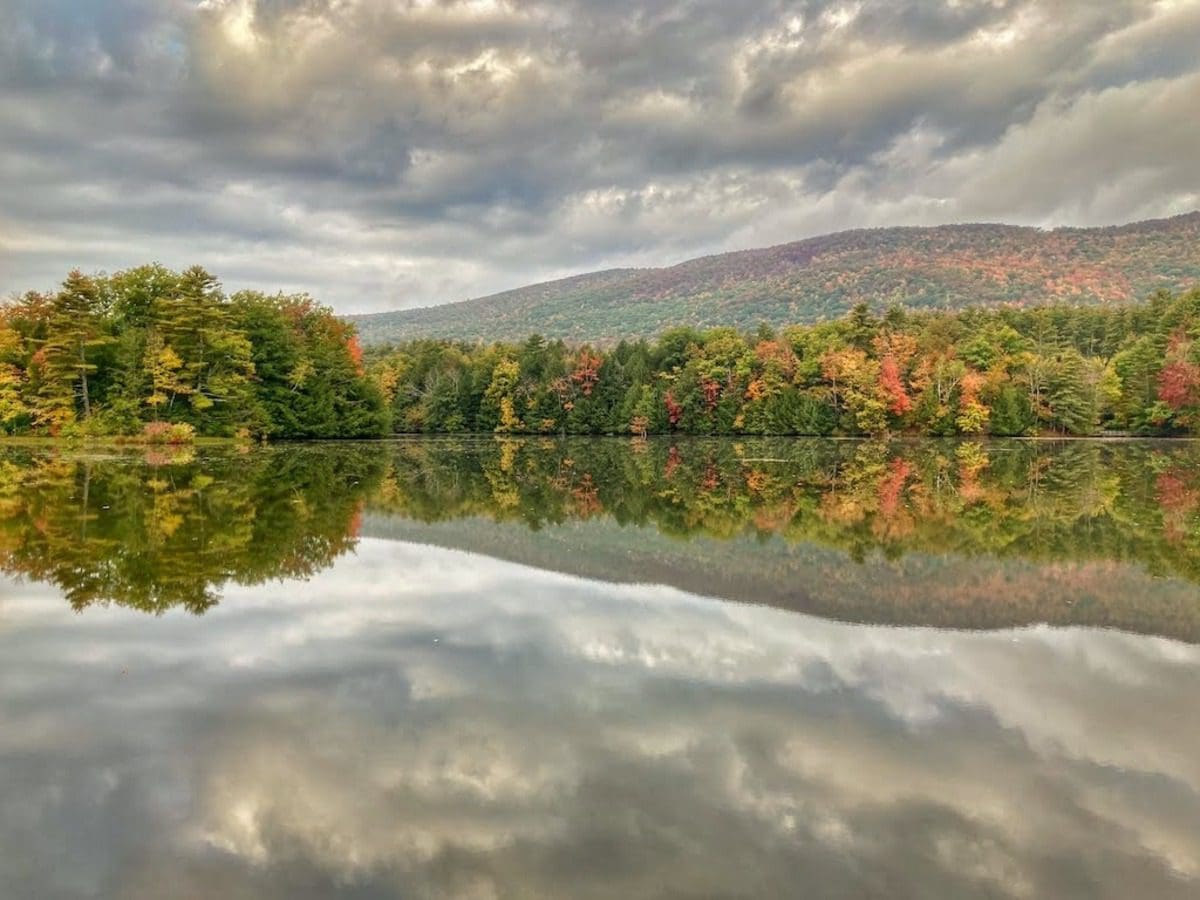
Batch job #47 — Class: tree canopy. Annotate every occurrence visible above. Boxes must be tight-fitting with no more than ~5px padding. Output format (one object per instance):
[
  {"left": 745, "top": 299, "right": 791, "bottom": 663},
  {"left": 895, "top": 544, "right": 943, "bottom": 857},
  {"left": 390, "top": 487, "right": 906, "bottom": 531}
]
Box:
[
  {"left": 369, "top": 289, "right": 1200, "bottom": 437},
  {"left": 0, "top": 265, "right": 388, "bottom": 439},
  {"left": 6, "top": 267, "right": 1198, "bottom": 441}
]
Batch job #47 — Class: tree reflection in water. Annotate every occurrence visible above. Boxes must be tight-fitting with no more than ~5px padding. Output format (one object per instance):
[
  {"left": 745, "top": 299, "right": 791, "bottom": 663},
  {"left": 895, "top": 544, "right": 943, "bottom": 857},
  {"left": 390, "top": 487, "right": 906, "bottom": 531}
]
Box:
[
  {"left": 1, "top": 438, "right": 1198, "bottom": 633},
  {"left": 0, "top": 444, "right": 386, "bottom": 614}
]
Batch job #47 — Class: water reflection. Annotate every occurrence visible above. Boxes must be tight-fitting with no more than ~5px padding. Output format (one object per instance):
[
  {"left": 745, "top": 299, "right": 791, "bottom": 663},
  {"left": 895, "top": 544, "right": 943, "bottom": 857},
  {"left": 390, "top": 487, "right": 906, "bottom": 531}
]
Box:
[
  {"left": 0, "top": 444, "right": 385, "bottom": 613},
  {"left": 2, "top": 439, "right": 1200, "bottom": 898},
  {"left": 1, "top": 438, "right": 1199, "bottom": 637},
  {"left": 1, "top": 541, "right": 1197, "bottom": 898},
  {"left": 375, "top": 437, "right": 1200, "bottom": 579},
  {"left": 373, "top": 437, "right": 1200, "bottom": 640}
]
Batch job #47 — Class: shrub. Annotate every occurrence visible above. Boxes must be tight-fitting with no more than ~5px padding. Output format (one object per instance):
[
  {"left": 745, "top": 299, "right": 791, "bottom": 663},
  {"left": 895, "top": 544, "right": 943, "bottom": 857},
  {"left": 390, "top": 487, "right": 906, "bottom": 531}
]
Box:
[{"left": 139, "top": 421, "right": 197, "bottom": 445}]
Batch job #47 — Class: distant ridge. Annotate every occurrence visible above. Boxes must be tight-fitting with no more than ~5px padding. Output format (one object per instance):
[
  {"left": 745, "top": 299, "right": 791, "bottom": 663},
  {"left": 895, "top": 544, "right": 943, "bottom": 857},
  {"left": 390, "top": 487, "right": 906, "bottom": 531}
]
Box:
[{"left": 349, "top": 212, "right": 1200, "bottom": 345}]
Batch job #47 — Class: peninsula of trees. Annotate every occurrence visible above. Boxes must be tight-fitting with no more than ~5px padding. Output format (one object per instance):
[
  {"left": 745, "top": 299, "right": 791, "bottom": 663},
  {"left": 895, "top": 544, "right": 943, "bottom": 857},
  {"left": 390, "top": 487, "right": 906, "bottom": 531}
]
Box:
[
  {"left": 2, "top": 265, "right": 1199, "bottom": 439},
  {"left": 0, "top": 265, "right": 388, "bottom": 439}
]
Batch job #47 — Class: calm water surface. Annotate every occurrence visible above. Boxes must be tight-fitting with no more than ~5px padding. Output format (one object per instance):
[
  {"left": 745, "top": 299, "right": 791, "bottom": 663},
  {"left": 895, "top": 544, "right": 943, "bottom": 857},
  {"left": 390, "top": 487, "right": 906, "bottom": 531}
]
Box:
[{"left": 1, "top": 438, "right": 1198, "bottom": 899}]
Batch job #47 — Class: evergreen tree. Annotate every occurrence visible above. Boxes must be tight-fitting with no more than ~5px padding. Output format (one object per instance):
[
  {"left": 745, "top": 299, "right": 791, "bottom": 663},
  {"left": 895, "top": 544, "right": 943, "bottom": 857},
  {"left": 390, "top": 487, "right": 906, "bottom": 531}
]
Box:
[
  {"left": 36, "top": 271, "right": 111, "bottom": 430},
  {"left": 1046, "top": 350, "right": 1097, "bottom": 435}
]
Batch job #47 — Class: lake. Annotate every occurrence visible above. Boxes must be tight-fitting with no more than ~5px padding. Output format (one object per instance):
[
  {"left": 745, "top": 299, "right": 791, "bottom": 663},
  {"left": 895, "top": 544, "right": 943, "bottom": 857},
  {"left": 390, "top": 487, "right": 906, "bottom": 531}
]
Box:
[{"left": 1, "top": 437, "right": 1198, "bottom": 899}]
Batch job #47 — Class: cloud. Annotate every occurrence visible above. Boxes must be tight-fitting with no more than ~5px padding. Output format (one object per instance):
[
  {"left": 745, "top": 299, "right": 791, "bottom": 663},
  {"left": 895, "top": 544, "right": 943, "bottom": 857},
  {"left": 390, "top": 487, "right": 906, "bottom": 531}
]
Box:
[
  {"left": 1, "top": 539, "right": 1199, "bottom": 898},
  {"left": 0, "top": 0, "right": 1197, "bottom": 312}
]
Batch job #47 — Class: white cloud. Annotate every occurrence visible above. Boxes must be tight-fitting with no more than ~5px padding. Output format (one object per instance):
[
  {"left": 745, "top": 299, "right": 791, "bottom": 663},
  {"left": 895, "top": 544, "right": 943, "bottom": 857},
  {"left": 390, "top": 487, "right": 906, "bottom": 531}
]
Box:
[{"left": 0, "top": 0, "right": 1197, "bottom": 311}]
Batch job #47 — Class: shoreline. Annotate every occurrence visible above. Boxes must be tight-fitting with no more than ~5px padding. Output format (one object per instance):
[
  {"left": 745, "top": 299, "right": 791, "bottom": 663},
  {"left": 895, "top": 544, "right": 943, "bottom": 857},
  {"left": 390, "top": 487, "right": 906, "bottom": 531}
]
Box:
[{"left": 1, "top": 433, "right": 1197, "bottom": 449}]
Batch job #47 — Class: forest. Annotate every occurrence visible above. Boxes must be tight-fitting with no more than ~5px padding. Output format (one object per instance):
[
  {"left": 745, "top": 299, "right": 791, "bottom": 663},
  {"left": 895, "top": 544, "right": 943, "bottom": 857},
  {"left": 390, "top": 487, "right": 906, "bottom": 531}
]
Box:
[
  {"left": 371, "top": 288, "right": 1200, "bottom": 437},
  {"left": 4, "top": 266, "right": 1199, "bottom": 440},
  {"left": 0, "top": 265, "right": 388, "bottom": 439}
]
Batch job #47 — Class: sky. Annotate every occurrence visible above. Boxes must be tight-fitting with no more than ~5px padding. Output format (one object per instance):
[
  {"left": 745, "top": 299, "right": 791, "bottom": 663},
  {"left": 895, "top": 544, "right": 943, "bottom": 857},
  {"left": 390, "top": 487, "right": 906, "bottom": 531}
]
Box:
[{"left": 1, "top": 0, "right": 1198, "bottom": 314}]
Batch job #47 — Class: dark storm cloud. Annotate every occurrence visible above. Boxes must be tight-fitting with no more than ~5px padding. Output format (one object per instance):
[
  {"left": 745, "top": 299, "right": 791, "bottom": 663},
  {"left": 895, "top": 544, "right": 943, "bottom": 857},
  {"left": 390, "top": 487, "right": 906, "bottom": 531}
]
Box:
[{"left": 1, "top": 0, "right": 1198, "bottom": 311}]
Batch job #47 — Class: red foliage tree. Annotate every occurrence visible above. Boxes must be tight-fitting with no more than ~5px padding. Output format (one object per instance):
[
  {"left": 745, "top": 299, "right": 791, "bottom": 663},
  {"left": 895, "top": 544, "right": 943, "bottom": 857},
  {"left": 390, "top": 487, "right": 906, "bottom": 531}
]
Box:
[
  {"left": 570, "top": 349, "right": 602, "bottom": 396},
  {"left": 878, "top": 355, "right": 912, "bottom": 416},
  {"left": 664, "top": 390, "right": 682, "bottom": 427},
  {"left": 753, "top": 339, "right": 796, "bottom": 379},
  {"left": 346, "top": 335, "right": 365, "bottom": 375},
  {"left": 1158, "top": 360, "right": 1200, "bottom": 410}
]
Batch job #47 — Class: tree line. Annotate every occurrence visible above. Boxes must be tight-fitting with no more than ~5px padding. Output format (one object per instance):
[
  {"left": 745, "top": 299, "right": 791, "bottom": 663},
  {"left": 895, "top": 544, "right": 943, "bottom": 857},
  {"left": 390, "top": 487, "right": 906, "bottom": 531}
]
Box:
[
  {"left": 5, "top": 267, "right": 1198, "bottom": 440},
  {"left": 0, "top": 265, "right": 388, "bottom": 438},
  {"left": 370, "top": 288, "right": 1200, "bottom": 437}
]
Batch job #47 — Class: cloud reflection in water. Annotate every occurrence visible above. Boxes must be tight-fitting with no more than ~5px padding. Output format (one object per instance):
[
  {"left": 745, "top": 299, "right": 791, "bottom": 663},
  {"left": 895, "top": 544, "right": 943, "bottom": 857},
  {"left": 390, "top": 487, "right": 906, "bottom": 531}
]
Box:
[{"left": 1, "top": 539, "right": 1198, "bottom": 899}]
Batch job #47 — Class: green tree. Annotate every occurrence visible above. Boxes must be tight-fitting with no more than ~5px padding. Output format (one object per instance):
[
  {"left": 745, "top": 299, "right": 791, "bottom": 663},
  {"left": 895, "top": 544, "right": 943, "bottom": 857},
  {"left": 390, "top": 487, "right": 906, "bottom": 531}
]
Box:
[{"left": 36, "top": 270, "right": 112, "bottom": 430}]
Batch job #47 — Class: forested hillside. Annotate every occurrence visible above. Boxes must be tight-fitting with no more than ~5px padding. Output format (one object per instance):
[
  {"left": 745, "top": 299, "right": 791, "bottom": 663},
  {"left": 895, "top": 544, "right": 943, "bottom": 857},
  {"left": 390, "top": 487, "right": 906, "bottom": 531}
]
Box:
[
  {"left": 369, "top": 289, "right": 1200, "bottom": 437},
  {"left": 0, "top": 266, "right": 388, "bottom": 439},
  {"left": 351, "top": 213, "right": 1200, "bottom": 344}
]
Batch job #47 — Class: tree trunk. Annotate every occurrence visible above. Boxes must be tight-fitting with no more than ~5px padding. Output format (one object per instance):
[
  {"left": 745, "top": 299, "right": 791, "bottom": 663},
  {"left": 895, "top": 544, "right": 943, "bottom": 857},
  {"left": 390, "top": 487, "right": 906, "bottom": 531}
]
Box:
[{"left": 78, "top": 341, "right": 91, "bottom": 418}]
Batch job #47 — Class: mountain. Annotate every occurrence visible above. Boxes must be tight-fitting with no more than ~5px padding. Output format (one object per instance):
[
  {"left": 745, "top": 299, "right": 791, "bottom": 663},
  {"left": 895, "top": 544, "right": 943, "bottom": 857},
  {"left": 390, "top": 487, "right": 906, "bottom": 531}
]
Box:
[{"left": 349, "top": 212, "right": 1200, "bottom": 345}]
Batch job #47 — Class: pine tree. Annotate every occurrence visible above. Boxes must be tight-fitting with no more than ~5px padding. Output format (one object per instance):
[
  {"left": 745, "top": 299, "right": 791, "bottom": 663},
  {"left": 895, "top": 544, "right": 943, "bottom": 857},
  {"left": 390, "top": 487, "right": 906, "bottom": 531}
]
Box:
[
  {"left": 36, "top": 270, "right": 111, "bottom": 429},
  {"left": 1047, "top": 350, "right": 1097, "bottom": 435},
  {"left": 156, "top": 266, "right": 255, "bottom": 432}
]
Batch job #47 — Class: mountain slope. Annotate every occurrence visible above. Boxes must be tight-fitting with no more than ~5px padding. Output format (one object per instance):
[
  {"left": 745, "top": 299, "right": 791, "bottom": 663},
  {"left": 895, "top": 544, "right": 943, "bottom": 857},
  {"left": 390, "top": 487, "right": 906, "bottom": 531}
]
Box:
[{"left": 350, "top": 212, "right": 1200, "bottom": 345}]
